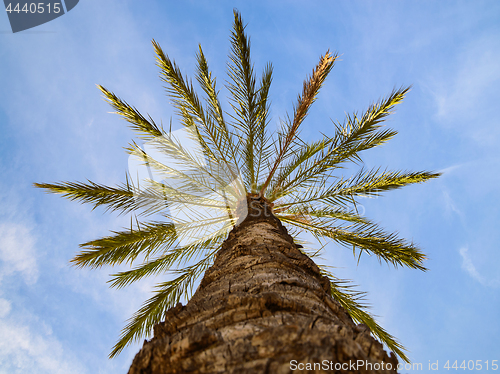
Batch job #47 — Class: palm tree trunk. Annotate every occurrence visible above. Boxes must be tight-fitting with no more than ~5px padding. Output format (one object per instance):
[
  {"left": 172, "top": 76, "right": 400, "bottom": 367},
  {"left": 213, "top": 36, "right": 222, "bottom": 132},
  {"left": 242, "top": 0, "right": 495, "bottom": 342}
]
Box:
[{"left": 128, "top": 196, "right": 398, "bottom": 373}]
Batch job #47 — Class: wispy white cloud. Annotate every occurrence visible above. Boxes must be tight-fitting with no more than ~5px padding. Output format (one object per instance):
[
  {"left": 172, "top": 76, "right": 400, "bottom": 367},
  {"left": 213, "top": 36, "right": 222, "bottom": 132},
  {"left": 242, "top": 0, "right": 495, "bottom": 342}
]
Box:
[
  {"left": 0, "top": 223, "right": 85, "bottom": 374},
  {"left": 459, "top": 247, "right": 484, "bottom": 283},
  {"left": 424, "top": 34, "right": 500, "bottom": 144},
  {"left": 440, "top": 189, "right": 466, "bottom": 226},
  {"left": 0, "top": 220, "right": 83, "bottom": 371},
  {"left": 437, "top": 162, "right": 468, "bottom": 176},
  {"left": 0, "top": 223, "right": 38, "bottom": 285},
  {"left": 0, "top": 307, "right": 87, "bottom": 374},
  {"left": 433, "top": 53, "right": 500, "bottom": 121},
  {"left": 459, "top": 247, "right": 499, "bottom": 288},
  {"left": 0, "top": 298, "right": 12, "bottom": 318}
]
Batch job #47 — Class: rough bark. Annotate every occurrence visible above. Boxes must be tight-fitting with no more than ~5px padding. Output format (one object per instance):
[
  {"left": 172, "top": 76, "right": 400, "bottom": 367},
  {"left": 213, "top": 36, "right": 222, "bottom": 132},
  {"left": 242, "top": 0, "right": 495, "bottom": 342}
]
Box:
[{"left": 128, "top": 196, "right": 398, "bottom": 373}]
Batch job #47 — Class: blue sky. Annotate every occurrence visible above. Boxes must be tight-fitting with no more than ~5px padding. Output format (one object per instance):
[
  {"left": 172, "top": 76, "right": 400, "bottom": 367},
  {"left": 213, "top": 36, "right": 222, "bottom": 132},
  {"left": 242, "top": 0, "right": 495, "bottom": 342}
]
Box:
[{"left": 1, "top": 1, "right": 499, "bottom": 372}]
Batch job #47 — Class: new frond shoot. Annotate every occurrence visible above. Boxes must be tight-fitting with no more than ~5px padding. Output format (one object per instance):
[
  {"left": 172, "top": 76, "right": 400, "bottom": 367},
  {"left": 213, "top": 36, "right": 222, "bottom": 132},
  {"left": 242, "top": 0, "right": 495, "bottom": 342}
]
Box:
[{"left": 34, "top": 10, "right": 440, "bottom": 362}]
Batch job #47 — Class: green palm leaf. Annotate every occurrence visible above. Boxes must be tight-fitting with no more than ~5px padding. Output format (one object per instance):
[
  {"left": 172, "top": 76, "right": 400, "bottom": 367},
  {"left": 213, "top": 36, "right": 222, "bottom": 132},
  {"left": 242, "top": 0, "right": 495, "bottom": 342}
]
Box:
[
  {"left": 260, "top": 50, "right": 337, "bottom": 196},
  {"left": 108, "top": 231, "right": 227, "bottom": 289},
  {"left": 33, "top": 178, "right": 163, "bottom": 216},
  {"left": 109, "top": 254, "right": 214, "bottom": 358},
  {"left": 268, "top": 87, "right": 411, "bottom": 199},
  {"left": 322, "top": 270, "right": 410, "bottom": 363},
  {"left": 73, "top": 220, "right": 177, "bottom": 268},
  {"left": 279, "top": 214, "right": 426, "bottom": 270},
  {"left": 274, "top": 168, "right": 440, "bottom": 209},
  {"left": 98, "top": 85, "right": 164, "bottom": 139},
  {"left": 226, "top": 11, "right": 265, "bottom": 192}
]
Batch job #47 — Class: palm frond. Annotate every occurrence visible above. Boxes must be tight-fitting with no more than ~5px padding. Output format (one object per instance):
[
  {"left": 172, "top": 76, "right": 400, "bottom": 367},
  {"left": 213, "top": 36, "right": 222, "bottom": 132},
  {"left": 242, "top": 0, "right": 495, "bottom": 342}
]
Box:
[
  {"left": 33, "top": 178, "right": 163, "bottom": 216},
  {"left": 267, "top": 137, "right": 331, "bottom": 200},
  {"left": 321, "top": 269, "right": 410, "bottom": 363},
  {"left": 155, "top": 39, "right": 244, "bottom": 190},
  {"left": 334, "top": 225, "right": 427, "bottom": 271},
  {"left": 275, "top": 168, "right": 441, "bottom": 210},
  {"left": 276, "top": 205, "right": 370, "bottom": 225},
  {"left": 226, "top": 10, "right": 261, "bottom": 192},
  {"left": 280, "top": 214, "right": 427, "bottom": 270},
  {"left": 73, "top": 220, "right": 177, "bottom": 269},
  {"left": 109, "top": 254, "right": 214, "bottom": 358},
  {"left": 127, "top": 141, "right": 228, "bottom": 200},
  {"left": 330, "top": 168, "right": 441, "bottom": 199},
  {"left": 260, "top": 50, "right": 337, "bottom": 196},
  {"left": 147, "top": 180, "right": 231, "bottom": 212},
  {"left": 196, "top": 46, "right": 241, "bottom": 179},
  {"left": 332, "top": 86, "right": 410, "bottom": 164},
  {"left": 267, "top": 87, "right": 411, "bottom": 199},
  {"left": 254, "top": 62, "right": 274, "bottom": 186},
  {"left": 108, "top": 232, "right": 226, "bottom": 289},
  {"left": 97, "top": 85, "right": 164, "bottom": 139},
  {"left": 152, "top": 39, "right": 216, "bottom": 163}
]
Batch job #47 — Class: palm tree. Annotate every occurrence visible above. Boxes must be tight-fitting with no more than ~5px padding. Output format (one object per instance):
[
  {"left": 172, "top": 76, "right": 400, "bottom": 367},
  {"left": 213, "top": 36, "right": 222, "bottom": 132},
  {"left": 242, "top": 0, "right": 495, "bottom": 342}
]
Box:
[{"left": 35, "top": 11, "right": 439, "bottom": 373}]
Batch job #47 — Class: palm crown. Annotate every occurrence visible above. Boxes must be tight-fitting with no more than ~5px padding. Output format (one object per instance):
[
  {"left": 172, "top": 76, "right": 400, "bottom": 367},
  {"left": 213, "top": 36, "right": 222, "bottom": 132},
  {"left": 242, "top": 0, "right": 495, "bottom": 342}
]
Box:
[{"left": 35, "top": 11, "right": 439, "bottom": 362}]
